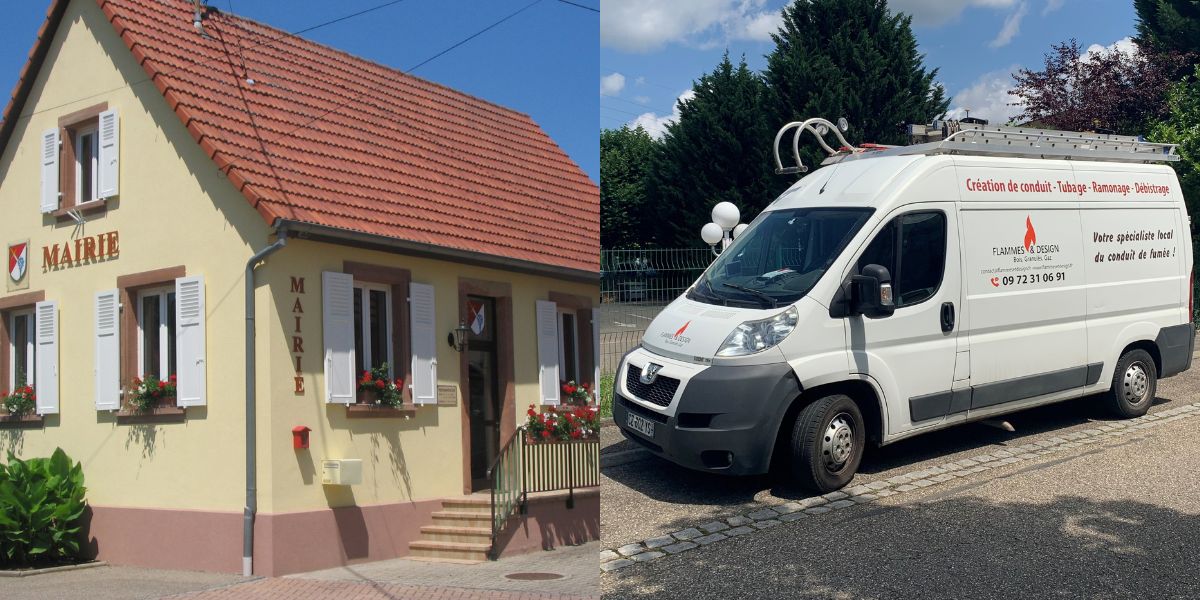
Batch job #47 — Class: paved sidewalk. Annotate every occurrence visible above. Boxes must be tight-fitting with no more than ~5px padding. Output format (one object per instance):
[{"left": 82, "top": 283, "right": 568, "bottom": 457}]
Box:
[{"left": 0, "top": 543, "right": 598, "bottom": 599}]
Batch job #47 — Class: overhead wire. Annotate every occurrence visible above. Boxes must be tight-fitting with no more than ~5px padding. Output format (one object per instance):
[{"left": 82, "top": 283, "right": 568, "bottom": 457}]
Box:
[{"left": 10, "top": 0, "right": 416, "bottom": 122}]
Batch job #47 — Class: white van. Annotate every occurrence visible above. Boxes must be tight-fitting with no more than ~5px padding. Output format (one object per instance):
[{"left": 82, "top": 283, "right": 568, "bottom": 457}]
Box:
[{"left": 614, "top": 118, "right": 1195, "bottom": 492}]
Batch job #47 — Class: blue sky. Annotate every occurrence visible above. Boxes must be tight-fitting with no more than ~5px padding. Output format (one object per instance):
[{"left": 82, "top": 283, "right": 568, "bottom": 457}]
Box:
[
  {"left": 601, "top": 0, "right": 1138, "bottom": 137},
  {"left": 0, "top": 0, "right": 599, "bottom": 182}
]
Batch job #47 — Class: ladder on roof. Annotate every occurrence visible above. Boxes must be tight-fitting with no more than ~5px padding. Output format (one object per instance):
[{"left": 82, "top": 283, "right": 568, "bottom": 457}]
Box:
[
  {"left": 773, "top": 118, "right": 1179, "bottom": 176},
  {"left": 903, "top": 122, "right": 1179, "bottom": 163}
]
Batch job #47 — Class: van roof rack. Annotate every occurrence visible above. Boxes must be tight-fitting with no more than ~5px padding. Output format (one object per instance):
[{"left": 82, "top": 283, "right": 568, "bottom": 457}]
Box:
[{"left": 774, "top": 118, "right": 1179, "bottom": 175}]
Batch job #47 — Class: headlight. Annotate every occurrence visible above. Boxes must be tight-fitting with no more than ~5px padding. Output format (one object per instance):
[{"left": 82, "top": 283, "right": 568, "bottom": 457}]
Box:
[{"left": 716, "top": 306, "right": 799, "bottom": 357}]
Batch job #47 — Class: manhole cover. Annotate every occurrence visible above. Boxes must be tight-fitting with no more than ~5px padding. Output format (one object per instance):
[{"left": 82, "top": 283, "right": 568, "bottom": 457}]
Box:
[{"left": 504, "top": 572, "right": 565, "bottom": 581}]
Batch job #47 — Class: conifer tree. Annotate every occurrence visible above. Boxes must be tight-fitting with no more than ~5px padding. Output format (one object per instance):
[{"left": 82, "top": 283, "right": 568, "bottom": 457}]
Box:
[
  {"left": 764, "top": 0, "right": 948, "bottom": 174},
  {"left": 647, "top": 54, "right": 783, "bottom": 247},
  {"left": 600, "top": 125, "right": 658, "bottom": 249}
]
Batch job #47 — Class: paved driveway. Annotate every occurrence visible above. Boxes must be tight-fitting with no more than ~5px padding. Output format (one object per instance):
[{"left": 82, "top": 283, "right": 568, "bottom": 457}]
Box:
[{"left": 602, "top": 364, "right": 1200, "bottom": 599}]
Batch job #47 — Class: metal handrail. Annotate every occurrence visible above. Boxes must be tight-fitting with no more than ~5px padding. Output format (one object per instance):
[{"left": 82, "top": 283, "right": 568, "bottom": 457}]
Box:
[{"left": 487, "top": 425, "right": 526, "bottom": 560}]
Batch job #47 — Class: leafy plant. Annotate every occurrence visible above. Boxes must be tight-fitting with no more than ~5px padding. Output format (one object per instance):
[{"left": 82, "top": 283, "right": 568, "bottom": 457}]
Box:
[
  {"left": 358, "top": 363, "right": 404, "bottom": 408},
  {"left": 129, "top": 374, "right": 176, "bottom": 412},
  {"left": 2, "top": 386, "right": 36, "bottom": 417},
  {"left": 559, "top": 380, "right": 592, "bottom": 406},
  {"left": 0, "top": 448, "right": 88, "bottom": 567}
]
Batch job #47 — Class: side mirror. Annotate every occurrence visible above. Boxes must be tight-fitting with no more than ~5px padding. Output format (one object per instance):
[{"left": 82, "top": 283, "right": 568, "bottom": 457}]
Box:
[{"left": 849, "top": 264, "right": 895, "bottom": 318}]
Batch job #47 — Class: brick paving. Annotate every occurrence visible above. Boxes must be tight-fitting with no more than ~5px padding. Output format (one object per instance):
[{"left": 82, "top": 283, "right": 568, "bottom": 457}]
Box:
[{"left": 168, "top": 578, "right": 593, "bottom": 599}]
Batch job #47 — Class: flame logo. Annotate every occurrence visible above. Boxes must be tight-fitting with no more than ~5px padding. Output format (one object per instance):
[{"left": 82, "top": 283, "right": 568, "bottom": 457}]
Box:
[
  {"left": 674, "top": 321, "right": 692, "bottom": 338},
  {"left": 1023, "top": 216, "right": 1036, "bottom": 251}
]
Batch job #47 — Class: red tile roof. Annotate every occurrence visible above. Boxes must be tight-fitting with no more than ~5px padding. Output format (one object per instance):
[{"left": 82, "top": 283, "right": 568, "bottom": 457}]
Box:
[{"left": 2, "top": 0, "right": 599, "bottom": 275}]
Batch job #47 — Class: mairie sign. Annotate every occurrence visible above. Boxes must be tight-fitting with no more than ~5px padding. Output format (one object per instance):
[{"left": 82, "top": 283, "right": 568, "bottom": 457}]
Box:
[{"left": 42, "top": 231, "right": 119, "bottom": 271}]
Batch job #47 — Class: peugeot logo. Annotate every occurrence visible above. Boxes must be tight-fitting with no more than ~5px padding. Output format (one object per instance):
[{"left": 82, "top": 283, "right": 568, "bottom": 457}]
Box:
[{"left": 640, "top": 363, "right": 663, "bottom": 385}]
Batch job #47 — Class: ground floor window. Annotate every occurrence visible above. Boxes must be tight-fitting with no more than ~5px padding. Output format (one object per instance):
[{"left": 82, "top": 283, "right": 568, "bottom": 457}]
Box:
[
  {"left": 9, "top": 310, "right": 34, "bottom": 390},
  {"left": 353, "top": 283, "right": 392, "bottom": 377},
  {"left": 558, "top": 311, "right": 579, "bottom": 384},
  {"left": 138, "top": 288, "right": 176, "bottom": 379}
]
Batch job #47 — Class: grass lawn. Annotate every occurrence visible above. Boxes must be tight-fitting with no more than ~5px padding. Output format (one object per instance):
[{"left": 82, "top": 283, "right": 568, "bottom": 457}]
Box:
[{"left": 599, "top": 373, "right": 614, "bottom": 419}]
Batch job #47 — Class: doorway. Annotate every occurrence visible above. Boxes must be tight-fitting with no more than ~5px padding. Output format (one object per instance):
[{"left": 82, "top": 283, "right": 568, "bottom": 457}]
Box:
[{"left": 467, "top": 295, "right": 501, "bottom": 491}]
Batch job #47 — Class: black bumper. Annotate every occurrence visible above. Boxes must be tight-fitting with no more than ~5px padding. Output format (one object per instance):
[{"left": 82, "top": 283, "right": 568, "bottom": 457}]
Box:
[
  {"left": 613, "top": 361, "right": 801, "bottom": 475},
  {"left": 1157, "top": 323, "right": 1196, "bottom": 379}
]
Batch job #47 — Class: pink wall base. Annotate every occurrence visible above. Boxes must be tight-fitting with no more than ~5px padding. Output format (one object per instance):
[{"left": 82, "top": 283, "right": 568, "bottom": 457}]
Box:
[
  {"left": 494, "top": 488, "right": 601, "bottom": 558},
  {"left": 82, "top": 490, "right": 599, "bottom": 576}
]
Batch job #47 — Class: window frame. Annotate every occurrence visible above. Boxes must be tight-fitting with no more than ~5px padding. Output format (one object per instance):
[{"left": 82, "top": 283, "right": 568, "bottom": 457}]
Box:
[
  {"left": 135, "top": 285, "right": 177, "bottom": 380},
  {"left": 52, "top": 102, "right": 110, "bottom": 220},
  {"left": 353, "top": 281, "right": 394, "bottom": 379},
  {"left": 855, "top": 209, "right": 948, "bottom": 310},
  {"left": 8, "top": 310, "right": 35, "bottom": 391},
  {"left": 74, "top": 124, "right": 99, "bottom": 206}
]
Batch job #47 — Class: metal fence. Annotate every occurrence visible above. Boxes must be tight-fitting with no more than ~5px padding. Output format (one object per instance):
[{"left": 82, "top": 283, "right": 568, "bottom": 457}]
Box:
[{"left": 600, "top": 248, "right": 714, "bottom": 374}]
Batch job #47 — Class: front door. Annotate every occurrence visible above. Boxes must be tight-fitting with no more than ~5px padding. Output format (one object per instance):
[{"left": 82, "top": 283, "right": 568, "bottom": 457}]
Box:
[
  {"left": 467, "top": 296, "right": 501, "bottom": 491},
  {"left": 844, "top": 204, "right": 963, "bottom": 434}
]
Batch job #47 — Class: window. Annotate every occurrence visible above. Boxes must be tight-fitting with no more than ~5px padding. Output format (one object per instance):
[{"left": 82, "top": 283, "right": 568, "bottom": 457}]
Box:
[
  {"left": 558, "top": 311, "right": 579, "bottom": 383},
  {"left": 75, "top": 125, "right": 99, "bottom": 205},
  {"left": 137, "top": 288, "right": 177, "bottom": 379},
  {"left": 857, "top": 211, "right": 947, "bottom": 308},
  {"left": 353, "top": 283, "right": 392, "bottom": 378},
  {"left": 692, "top": 208, "right": 874, "bottom": 307},
  {"left": 8, "top": 311, "right": 35, "bottom": 390}
]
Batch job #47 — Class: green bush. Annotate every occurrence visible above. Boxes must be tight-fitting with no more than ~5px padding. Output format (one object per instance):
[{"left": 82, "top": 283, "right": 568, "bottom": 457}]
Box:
[{"left": 0, "top": 448, "right": 87, "bottom": 567}]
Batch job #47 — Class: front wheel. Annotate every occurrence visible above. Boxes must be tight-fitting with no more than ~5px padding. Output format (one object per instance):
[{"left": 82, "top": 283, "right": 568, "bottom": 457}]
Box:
[
  {"left": 789, "top": 394, "right": 865, "bottom": 493},
  {"left": 1105, "top": 349, "right": 1157, "bottom": 418}
]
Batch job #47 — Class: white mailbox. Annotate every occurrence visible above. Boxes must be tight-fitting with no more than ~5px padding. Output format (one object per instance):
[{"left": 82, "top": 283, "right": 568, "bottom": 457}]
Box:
[{"left": 321, "top": 459, "right": 362, "bottom": 485}]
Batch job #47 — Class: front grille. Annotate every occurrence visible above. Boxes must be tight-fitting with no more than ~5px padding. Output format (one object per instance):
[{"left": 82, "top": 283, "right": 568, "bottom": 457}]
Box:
[
  {"left": 617, "top": 394, "right": 668, "bottom": 424},
  {"left": 625, "top": 364, "right": 680, "bottom": 408}
]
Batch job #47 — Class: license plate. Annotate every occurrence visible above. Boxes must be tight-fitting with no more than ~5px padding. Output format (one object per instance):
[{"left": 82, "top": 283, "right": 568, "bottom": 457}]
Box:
[{"left": 626, "top": 412, "right": 655, "bottom": 438}]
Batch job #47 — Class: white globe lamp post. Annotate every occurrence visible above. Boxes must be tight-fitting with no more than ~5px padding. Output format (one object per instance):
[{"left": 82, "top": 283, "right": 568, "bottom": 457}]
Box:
[{"left": 702, "top": 201, "right": 746, "bottom": 255}]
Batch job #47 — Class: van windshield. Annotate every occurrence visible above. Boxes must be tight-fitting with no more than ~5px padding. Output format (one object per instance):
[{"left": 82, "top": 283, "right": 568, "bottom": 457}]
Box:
[{"left": 689, "top": 208, "right": 874, "bottom": 308}]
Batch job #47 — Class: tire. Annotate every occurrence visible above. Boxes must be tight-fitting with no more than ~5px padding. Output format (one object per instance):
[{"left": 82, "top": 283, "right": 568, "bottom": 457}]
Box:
[
  {"left": 1105, "top": 349, "right": 1157, "bottom": 418},
  {"left": 789, "top": 394, "right": 865, "bottom": 493}
]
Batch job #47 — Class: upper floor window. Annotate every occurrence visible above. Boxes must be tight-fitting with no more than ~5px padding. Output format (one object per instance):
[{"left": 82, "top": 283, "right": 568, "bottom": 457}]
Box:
[
  {"left": 40, "top": 104, "right": 119, "bottom": 216},
  {"left": 75, "top": 125, "right": 99, "bottom": 205}
]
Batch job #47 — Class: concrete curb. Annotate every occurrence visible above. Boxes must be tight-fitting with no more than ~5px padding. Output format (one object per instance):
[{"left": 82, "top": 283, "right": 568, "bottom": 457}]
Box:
[
  {"left": 0, "top": 561, "right": 107, "bottom": 577},
  {"left": 599, "top": 401, "right": 1200, "bottom": 574}
]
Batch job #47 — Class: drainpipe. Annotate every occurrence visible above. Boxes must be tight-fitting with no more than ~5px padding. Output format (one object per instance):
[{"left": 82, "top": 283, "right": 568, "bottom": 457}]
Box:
[{"left": 243, "top": 226, "right": 288, "bottom": 577}]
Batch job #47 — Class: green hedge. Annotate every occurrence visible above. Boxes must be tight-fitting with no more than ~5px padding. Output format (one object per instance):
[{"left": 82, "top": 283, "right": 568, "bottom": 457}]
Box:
[{"left": 0, "top": 448, "right": 87, "bottom": 567}]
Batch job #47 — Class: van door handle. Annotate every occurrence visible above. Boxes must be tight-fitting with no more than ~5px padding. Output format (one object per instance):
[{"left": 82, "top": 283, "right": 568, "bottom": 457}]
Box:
[{"left": 940, "top": 302, "right": 955, "bottom": 332}]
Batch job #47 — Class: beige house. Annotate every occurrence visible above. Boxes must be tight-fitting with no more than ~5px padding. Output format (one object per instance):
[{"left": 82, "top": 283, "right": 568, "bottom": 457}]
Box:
[{"left": 0, "top": 0, "right": 599, "bottom": 575}]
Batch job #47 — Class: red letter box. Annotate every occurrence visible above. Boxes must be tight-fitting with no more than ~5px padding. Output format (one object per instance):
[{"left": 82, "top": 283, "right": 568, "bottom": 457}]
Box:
[{"left": 292, "top": 425, "right": 311, "bottom": 450}]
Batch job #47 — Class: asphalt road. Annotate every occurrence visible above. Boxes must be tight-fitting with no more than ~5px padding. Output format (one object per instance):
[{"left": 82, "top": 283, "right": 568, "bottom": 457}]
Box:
[{"left": 601, "top": 362, "right": 1200, "bottom": 599}]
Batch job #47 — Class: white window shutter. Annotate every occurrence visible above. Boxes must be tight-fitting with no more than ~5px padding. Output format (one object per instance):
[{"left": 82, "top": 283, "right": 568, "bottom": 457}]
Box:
[
  {"left": 97, "top": 109, "right": 119, "bottom": 199},
  {"left": 175, "top": 276, "right": 206, "bottom": 407},
  {"left": 322, "top": 271, "right": 355, "bottom": 404},
  {"left": 409, "top": 282, "right": 437, "bottom": 405},
  {"left": 94, "top": 290, "right": 121, "bottom": 411},
  {"left": 592, "top": 307, "right": 601, "bottom": 405},
  {"left": 40, "top": 129, "right": 59, "bottom": 213},
  {"left": 34, "top": 301, "right": 59, "bottom": 415},
  {"left": 536, "top": 300, "right": 560, "bottom": 406}
]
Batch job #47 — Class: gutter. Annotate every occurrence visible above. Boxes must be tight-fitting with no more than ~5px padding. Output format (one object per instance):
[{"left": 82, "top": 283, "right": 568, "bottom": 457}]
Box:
[
  {"left": 277, "top": 219, "right": 599, "bottom": 284},
  {"left": 243, "top": 224, "right": 288, "bottom": 577}
]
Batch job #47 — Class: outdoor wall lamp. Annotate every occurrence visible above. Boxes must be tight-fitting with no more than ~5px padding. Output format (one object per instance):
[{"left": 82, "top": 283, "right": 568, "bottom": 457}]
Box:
[{"left": 448, "top": 320, "right": 470, "bottom": 352}]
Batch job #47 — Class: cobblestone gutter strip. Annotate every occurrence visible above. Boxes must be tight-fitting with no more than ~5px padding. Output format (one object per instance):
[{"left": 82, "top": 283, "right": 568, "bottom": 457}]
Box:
[{"left": 599, "top": 402, "right": 1200, "bottom": 573}]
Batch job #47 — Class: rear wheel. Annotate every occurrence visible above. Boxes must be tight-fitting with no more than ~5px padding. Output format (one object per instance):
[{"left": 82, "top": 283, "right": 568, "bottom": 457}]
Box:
[
  {"left": 789, "top": 394, "right": 865, "bottom": 493},
  {"left": 1105, "top": 349, "right": 1157, "bottom": 418}
]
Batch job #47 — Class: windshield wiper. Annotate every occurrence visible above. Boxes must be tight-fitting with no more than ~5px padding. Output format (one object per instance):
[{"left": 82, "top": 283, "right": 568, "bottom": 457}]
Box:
[
  {"left": 691, "top": 278, "right": 728, "bottom": 305},
  {"left": 722, "top": 283, "right": 777, "bottom": 308}
]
